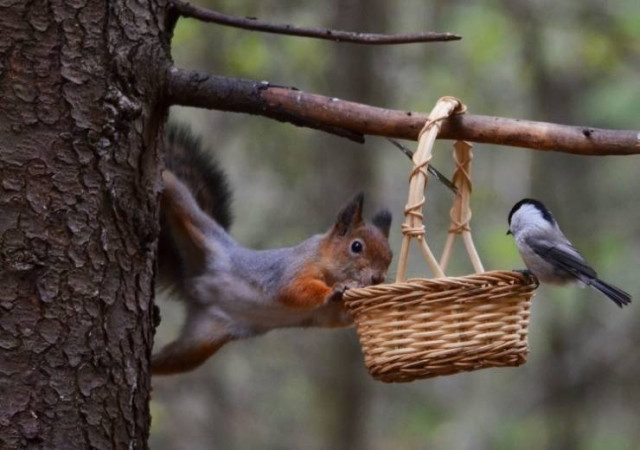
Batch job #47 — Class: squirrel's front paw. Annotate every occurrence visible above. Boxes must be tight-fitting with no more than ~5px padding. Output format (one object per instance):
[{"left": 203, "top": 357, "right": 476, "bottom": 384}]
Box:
[
  {"left": 327, "top": 289, "right": 344, "bottom": 303},
  {"left": 327, "top": 281, "right": 360, "bottom": 303}
]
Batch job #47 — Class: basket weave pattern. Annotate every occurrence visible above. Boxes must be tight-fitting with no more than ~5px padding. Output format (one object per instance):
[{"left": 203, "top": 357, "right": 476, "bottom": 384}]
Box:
[
  {"left": 345, "top": 271, "right": 535, "bottom": 382},
  {"left": 343, "top": 97, "right": 537, "bottom": 382}
]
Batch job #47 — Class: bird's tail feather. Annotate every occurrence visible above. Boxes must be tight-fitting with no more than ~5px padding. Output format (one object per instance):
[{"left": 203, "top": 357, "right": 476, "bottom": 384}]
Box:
[{"left": 587, "top": 278, "right": 632, "bottom": 308}]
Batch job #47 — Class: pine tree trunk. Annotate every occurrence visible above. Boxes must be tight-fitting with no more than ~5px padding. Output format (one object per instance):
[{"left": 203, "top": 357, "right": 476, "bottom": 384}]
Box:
[{"left": 0, "top": 1, "right": 170, "bottom": 447}]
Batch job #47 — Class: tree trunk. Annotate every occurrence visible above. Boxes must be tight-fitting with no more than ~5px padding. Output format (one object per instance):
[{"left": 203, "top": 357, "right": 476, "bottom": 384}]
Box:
[
  {"left": 314, "top": 2, "right": 389, "bottom": 450},
  {"left": 0, "top": 1, "right": 170, "bottom": 447}
]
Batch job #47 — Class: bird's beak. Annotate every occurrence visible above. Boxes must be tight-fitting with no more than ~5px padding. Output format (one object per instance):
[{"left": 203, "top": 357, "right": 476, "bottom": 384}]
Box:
[{"left": 506, "top": 229, "right": 512, "bottom": 235}]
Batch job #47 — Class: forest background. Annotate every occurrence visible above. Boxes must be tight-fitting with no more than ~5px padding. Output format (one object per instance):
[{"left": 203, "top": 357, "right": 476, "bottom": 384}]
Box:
[{"left": 152, "top": 1, "right": 640, "bottom": 449}]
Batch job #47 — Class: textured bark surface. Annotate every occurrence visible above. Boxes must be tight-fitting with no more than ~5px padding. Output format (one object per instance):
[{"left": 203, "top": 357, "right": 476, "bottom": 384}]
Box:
[{"left": 0, "top": 1, "right": 170, "bottom": 448}]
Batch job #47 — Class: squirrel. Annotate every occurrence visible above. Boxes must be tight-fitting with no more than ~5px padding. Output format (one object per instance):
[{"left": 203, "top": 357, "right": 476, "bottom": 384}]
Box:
[{"left": 152, "top": 124, "right": 393, "bottom": 375}]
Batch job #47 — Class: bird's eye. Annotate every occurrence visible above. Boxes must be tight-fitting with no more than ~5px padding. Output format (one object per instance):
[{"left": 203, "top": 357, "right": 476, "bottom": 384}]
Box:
[{"left": 350, "top": 239, "right": 364, "bottom": 254}]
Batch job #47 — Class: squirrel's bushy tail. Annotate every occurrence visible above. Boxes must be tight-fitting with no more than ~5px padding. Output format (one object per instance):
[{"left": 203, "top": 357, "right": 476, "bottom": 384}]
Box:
[
  {"left": 158, "top": 123, "right": 233, "bottom": 285},
  {"left": 164, "top": 124, "right": 232, "bottom": 228}
]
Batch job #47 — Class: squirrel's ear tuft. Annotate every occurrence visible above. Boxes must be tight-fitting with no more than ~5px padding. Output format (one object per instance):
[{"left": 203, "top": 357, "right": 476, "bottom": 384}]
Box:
[
  {"left": 372, "top": 209, "right": 392, "bottom": 238},
  {"left": 333, "top": 192, "right": 364, "bottom": 235}
]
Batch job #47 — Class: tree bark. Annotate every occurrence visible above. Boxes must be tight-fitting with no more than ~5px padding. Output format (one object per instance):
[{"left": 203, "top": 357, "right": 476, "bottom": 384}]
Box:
[{"left": 0, "top": 1, "right": 170, "bottom": 448}]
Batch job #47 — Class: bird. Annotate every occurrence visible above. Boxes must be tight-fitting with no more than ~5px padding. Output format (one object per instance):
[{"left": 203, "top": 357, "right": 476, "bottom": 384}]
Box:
[{"left": 507, "top": 198, "right": 631, "bottom": 308}]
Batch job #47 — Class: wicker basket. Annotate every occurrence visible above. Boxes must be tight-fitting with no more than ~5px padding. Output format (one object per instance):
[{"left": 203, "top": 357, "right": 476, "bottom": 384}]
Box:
[{"left": 344, "top": 97, "right": 537, "bottom": 383}]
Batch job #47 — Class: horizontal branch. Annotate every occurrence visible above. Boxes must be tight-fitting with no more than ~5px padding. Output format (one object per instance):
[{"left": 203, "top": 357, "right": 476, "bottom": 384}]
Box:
[
  {"left": 166, "top": 68, "right": 640, "bottom": 156},
  {"left": 169, "top": 0, "right": 460, "bottom": 45}
]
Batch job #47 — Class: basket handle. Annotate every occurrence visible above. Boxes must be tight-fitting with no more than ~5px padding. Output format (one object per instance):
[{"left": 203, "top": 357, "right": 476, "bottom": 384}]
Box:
[
  {"left": 395, "top": 97, "right": 466, "bottom": 282},
  {"left": 439, "top": 141, "right": 485, "bottom": 274}
]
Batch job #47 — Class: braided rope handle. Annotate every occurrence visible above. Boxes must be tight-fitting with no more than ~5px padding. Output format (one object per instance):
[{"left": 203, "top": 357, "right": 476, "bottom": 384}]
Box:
[
  {"left": 395, "top": 97, "right": 484, "bottom": 282},
  {"left": 439, "top": 141, "right": 485, "bottom": 274}
]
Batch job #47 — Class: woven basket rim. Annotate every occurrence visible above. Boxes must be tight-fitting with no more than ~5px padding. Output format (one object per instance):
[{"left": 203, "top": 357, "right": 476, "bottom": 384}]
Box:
[{"left": 344, "top": 270, "right": 537, "bottom": 301}]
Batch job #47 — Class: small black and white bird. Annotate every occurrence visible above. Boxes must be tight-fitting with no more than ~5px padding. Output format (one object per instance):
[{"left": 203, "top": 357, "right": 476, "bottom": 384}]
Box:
[{"left": 507, "top": 199, "right": 631, "bottom": 308}]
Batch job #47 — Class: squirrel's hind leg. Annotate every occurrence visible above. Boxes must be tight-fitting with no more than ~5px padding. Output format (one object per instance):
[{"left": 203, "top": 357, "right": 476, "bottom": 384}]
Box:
[{"left": 152, "top": 312, "right": 231, "bottom": 376}]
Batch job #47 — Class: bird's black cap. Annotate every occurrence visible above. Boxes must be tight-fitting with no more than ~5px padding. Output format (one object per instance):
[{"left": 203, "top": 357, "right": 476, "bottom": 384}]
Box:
[{"left": 508, "top": 198, "right": 555, "bottom": 225}]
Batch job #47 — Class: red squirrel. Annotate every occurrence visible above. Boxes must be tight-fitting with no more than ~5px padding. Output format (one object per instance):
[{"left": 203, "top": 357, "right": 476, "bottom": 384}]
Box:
[{"left": 152, "top": 125, "right": 393, "bottom": 375}]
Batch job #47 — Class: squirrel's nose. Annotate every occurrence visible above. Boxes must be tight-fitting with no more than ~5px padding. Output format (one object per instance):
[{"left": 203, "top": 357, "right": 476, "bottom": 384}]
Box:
[{"left": 371, "top": 274, "right": 385, "bottom": 285}]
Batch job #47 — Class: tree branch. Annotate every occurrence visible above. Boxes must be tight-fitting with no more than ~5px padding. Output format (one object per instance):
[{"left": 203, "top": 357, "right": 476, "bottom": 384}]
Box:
[
  {"left": 169, "top": 0, "right": 461, "bottom": 45},
  {"left": 166, "top": 68, "right": 640, "bottom": 156}
]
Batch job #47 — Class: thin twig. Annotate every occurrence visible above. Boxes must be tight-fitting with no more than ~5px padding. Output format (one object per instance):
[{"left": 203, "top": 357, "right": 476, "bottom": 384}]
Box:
[
  {"left": 169, "top": 0, "right": 461, "bottom": 44},
  {"left": 387, "top": 138, "right": 415, "bottom": 160},
  {"left": 166, "top": 68, "right": 640, "bottom": 156},
  {"left": 386, "top": 139, "right": 458, "bottom": 193}
]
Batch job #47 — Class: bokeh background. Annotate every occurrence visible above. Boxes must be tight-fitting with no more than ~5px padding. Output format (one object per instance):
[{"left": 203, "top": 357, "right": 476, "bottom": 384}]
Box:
[{"left": 151, "top": 1, "right": 640, "bottom": 448}]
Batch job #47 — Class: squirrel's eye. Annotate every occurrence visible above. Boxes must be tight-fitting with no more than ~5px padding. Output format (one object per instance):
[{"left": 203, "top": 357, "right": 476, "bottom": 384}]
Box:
[{"left": 350, "top": 239, "right": 364, "bottom": 254}]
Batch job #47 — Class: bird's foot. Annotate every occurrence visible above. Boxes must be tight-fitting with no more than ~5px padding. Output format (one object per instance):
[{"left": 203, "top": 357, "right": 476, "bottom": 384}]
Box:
[{"left": 512, "top": 269, "right": 540, "bottom": 288}]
